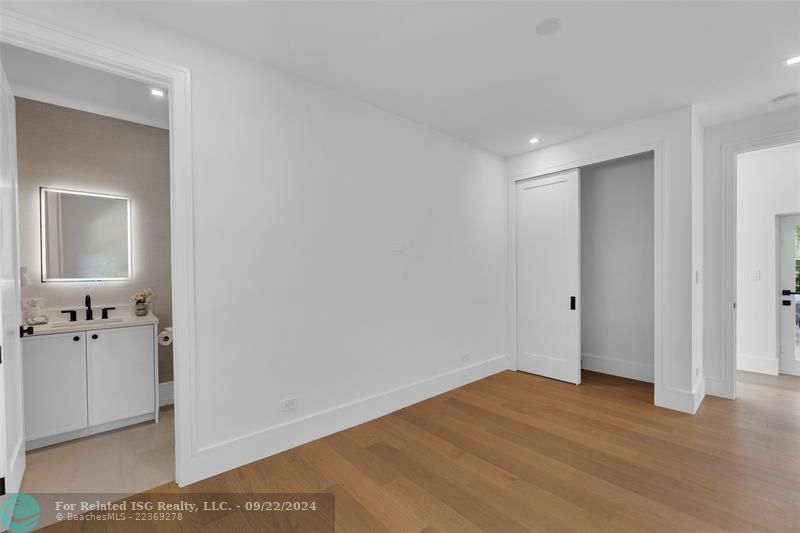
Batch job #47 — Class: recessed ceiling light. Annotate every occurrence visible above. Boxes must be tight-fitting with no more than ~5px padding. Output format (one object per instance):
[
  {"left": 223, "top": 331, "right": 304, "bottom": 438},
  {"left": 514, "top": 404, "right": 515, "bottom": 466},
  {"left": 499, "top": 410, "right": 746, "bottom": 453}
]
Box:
[
  {"left": 529, "top": 137, "right": 540, "bottom": 144},
  {"left": 150, "top": 88, "right": 165, "bottom": 97},
  {"left": 785, "top": 55, "right": 800, "bottom": 66}
]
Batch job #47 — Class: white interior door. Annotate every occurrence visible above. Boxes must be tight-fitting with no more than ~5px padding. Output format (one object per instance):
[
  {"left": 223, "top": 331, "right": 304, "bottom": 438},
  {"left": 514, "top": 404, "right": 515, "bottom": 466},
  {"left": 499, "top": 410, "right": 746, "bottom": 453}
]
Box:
[
  {"left": 0, "top": 58, "right": 26, "bottom": 497},
  {"left": 516, "top": 169, "right": 581, "bottom": 384},
  {"left": 779, "top": 214, "right": 800, "bottom": 376}
]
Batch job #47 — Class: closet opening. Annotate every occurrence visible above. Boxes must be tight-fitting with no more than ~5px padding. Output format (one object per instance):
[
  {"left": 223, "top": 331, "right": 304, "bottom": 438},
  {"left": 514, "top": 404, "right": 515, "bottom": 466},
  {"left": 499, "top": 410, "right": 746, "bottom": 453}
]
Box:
[
  {"left": 580, "top": 152, "right": 655, "bottom": 384},
  {"left": 514, "top": 151, "right": 655, "bottom": 390}
]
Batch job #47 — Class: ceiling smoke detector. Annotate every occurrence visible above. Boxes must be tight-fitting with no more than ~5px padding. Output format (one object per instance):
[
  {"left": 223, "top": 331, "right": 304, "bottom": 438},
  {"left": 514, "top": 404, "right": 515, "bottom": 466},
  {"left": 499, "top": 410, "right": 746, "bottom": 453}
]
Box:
[{"left": 535, "top": 18, "right": 561, "bottom": 36}]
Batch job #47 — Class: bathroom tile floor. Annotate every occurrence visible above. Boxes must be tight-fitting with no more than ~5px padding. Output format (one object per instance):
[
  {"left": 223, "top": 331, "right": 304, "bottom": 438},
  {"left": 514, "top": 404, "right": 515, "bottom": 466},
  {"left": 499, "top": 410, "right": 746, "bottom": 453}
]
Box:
[{"left": 21, "top": 406, "right": 174, "bottom": 496}]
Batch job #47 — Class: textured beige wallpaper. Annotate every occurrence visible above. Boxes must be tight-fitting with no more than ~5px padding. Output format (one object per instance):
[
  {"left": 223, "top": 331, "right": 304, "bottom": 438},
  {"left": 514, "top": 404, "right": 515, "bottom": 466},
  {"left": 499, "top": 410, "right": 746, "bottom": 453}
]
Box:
[{"left": 15, "top": 98, "right": 174, "bottom": 382}]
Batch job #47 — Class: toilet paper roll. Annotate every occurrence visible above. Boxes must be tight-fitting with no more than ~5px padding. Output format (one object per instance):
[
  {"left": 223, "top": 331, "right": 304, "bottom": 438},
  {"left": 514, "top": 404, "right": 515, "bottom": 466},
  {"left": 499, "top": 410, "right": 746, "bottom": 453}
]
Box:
[{"left": 158, "top": 327, "right": 173, "bottom": 346}]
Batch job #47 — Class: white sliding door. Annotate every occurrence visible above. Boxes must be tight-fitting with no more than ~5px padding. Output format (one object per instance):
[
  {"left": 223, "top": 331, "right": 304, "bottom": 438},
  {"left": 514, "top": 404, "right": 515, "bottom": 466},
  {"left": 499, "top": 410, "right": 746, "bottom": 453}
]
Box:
[{"left": 516, "top": 169, "right": 581, "bottom": 384}]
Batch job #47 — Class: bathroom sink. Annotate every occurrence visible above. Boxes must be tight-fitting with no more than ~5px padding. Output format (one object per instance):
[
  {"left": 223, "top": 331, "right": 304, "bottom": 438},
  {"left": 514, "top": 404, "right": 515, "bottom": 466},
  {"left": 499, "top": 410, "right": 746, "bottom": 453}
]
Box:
[{"left": 51, "top": 318, "right": 123, "bottom": 328}]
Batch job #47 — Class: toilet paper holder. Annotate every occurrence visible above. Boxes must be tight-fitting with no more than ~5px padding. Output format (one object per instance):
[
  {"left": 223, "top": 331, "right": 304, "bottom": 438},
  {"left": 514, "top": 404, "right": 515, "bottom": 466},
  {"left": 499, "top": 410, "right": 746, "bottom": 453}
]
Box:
[{"left": 158, "top": 326, "right": 173, "bottom": 346}]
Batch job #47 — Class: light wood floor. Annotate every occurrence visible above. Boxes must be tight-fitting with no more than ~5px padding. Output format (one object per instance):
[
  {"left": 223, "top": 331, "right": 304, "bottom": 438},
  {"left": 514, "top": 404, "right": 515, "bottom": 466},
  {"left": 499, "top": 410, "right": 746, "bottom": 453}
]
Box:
[{"left": 44, "top": 370, "right": 799, "bottom": 532}]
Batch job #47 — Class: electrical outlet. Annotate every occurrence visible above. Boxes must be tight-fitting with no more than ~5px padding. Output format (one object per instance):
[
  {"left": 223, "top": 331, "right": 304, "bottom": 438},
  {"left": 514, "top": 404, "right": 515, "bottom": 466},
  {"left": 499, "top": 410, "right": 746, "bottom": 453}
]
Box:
[{"left": 280, "top": 397, "right": 298, "bottom": 412}]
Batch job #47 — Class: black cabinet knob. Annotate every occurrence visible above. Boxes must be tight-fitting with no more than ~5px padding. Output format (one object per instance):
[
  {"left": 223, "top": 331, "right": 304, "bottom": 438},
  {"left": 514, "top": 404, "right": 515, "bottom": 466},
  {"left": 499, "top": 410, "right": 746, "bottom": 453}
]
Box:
[
  {"left": 73, "top": 336, "right": 80, "bottom": 342},
  {"left": 91, "top": 334, "right": 99, "bottom": 340}
]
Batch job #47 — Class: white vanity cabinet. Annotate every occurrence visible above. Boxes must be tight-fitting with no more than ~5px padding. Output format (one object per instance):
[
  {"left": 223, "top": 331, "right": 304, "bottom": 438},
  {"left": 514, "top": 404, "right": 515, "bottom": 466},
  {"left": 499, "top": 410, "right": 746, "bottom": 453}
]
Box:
[
  {"left": 87, "top": 325, "right": 155, "bottom": 426},
  {"left": 22, "top": 332, "right": 88, "bottom": 441},
  {"left": 22, "top": 321, "right": 158, "bottom": 449}
]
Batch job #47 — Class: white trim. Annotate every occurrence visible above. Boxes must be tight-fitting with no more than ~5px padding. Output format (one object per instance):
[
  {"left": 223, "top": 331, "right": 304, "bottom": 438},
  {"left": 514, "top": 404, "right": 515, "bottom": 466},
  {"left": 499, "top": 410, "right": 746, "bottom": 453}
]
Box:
[
  {"left": 719, "top": 129, "right": 800, "bottom": 400},
  {"left": 27, "top": 413, "right": 156, "bottom": 450},
  {"left": 159, "top": 381, "right": 174, "bottom": 406},
  {"left": 736, "top": 354, "right": 779, "bottom": 376},
  {"left": 704, "top": 376, "right": 733, "bottom": 399},
  {"left": 508, "top": 143, "right": 665, "bottom": 406},
  {"left": 188, "top": 355, "right": 511, "bottom": 484},
  {"left": 659, "top": 378, "right": 705, "bottom": 415},
  {"left": 1, "top": 10, "right": 198, "bottom": 486},
  {"left": 581, "top": 354, "right": 654, "bottom": 383}
]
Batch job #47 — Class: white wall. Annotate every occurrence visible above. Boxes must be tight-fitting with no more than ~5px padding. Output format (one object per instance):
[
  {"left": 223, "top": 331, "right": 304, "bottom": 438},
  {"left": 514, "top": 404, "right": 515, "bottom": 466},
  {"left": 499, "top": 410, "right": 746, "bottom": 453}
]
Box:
[
  {"left": 507, "top": 106, "right": 704, "bottom": 414},
  {"left": 3, "top": 4, "right": 509, "bottom": 484},
  {"left": 703, "top": 106, "right": 800, "bottom": 397},
  {"left": 736, "top": 142, "right": 800, "bottom": 374},
  {"left": 580, "top": 153, "right": 654, "bottom": 382}
]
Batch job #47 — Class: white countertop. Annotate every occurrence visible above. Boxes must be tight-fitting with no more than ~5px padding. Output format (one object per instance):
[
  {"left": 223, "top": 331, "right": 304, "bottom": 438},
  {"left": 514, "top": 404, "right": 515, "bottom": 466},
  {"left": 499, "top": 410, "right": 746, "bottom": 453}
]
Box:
[{"left": 26, "top": 311, "right": 159, "bottom": 337}]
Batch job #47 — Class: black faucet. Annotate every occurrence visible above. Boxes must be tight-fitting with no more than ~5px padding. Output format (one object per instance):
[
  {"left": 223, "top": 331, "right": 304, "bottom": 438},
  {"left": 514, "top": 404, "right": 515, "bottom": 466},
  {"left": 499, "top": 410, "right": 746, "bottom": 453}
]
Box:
[{"left": 85, "top": 294, "right": 93, "bottom": 320}]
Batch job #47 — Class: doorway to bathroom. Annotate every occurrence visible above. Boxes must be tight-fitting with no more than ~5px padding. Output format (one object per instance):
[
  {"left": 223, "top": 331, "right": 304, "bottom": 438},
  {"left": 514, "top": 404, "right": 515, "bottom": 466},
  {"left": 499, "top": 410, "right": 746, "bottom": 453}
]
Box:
[{"left": 0, "top": 33, "right": 187, "bottom": 517}]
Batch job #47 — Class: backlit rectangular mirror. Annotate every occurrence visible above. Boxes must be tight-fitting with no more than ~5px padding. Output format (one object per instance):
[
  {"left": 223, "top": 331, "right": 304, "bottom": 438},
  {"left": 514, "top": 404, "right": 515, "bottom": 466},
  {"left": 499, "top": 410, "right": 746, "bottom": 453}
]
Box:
[{"left": 40, "top": 188, "right": 131, "bottom": 282}]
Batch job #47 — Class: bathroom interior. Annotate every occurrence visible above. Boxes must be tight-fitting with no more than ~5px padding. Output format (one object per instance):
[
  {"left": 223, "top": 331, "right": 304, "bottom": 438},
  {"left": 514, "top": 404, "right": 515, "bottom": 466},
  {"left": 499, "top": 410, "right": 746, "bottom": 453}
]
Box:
[{"left": 1, "top": 44, "right": 175, "bottom": 498}]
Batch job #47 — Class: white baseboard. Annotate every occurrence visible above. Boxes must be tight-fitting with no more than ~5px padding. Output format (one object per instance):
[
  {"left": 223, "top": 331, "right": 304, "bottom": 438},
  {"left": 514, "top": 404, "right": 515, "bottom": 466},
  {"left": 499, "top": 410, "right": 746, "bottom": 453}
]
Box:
[
  {"left": 28, "top": 413, "right": 155, "bottom": 450},
  {"left": 656, "top": 378, "right": 705, "bottom": 414},
  {"left": 704, "top": 376, "right": 734, "bottom": 399},
  {"left": 737, "top": 353, "right": 779, "bottom": 376},
  {"left": 159, "top": 381, "right": 174, "bottom": 406},
  {"left": 179, "top": 354, "right": 511, "bottom": 486},
  {"left": 692, "top": 378, "right": 706, "bottom": 413},
  {"left": 581, "top": 353, "right": 653, "bottom": 383}
]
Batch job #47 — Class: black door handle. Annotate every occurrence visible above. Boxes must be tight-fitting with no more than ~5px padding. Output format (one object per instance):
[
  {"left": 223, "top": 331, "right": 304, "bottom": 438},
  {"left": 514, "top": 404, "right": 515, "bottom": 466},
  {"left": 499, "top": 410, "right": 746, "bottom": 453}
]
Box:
[
  {"left": 782, "top": 289, "right": 799, "bottom": 296},
  {"left": 570, "top": 296, "right": 576, "bottom": 310},
  {"left": 19, "top": 325, "right": 33, "bottom": 338},
  {"left": 91, "top": 334, "right": 99, "bottom": 340},
  {"left": 73, "top": 336, "right": 80, "bottom": 342},
  {"left": 783, "top": 300, "right": 793, "bottom": 306}
]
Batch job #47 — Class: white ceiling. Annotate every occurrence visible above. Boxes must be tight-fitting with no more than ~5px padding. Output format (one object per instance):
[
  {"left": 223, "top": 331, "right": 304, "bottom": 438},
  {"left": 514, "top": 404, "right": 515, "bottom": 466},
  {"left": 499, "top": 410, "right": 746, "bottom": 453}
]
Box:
[
  {"left": 0, "top": 44, "right": 169, "bottom": 129},
  {"left": 29, "top": 2, "right": 800, "bottom": 156},
  {"left": 107, "top": 1, "right": 800, "bottom": 156}
]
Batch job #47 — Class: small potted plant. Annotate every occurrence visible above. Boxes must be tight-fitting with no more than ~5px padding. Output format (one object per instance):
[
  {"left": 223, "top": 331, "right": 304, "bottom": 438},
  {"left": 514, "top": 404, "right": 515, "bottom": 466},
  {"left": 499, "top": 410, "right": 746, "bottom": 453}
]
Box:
[{"left": 131, "top": 288, "right": 154, "bottom": 316}]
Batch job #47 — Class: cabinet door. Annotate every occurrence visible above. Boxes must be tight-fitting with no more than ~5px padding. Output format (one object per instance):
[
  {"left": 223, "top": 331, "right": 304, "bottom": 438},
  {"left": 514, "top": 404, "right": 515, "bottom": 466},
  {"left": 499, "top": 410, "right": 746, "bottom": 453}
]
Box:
[
  {"left": 87, "top": 325, "right": 155, "bottom": 426},
  {"left": 23, "top": 332, "right": 88, "bottom": 440}
]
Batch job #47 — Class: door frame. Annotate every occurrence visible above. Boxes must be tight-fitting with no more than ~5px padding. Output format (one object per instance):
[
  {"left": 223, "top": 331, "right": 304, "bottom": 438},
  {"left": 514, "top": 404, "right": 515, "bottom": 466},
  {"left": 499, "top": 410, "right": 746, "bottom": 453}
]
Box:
[
  {"left": 508, "top": 143, "right": 663, "bottom": 404},
  {"left": 776, "top": 213, "right": 800, "bottom": 376},
  {"left": 720, "top": 130, "right": 800, "bottom": 400},
  {"left": 0, "top": 10, "right": 198, "bottom": 486}
]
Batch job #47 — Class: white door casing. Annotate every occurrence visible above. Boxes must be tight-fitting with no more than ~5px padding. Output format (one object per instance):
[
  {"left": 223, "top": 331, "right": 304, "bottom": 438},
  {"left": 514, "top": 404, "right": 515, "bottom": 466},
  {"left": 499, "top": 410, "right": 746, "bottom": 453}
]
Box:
[
  {"left": 0, "top": 56, "right": 26, "bottom": 497},
  {"left": 778, "top": 215, "right": 800, "bottom": 376},
  {"left": 516, "top": 169, "right": 581, "bottom": 384}
]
